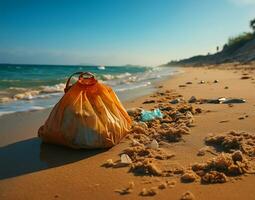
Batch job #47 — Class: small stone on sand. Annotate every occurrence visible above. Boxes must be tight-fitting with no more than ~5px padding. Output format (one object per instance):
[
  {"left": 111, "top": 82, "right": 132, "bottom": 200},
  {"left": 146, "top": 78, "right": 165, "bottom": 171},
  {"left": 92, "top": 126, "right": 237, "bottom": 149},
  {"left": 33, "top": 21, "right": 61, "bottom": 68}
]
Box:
[
  {"left": 181, "top": 171, "right": 198, "bottom": 183},
  {"left": 140, "top": 187, "right": 157, "bottom": 196},
  {"left": 143, "top": 100, "right": 156, "bottom": 104},
  {"left": 180, "top": 191, "right": 195, "bottom": 200},
  {"left": 158, "top": 182, "right": 167, "bottom": 189}
]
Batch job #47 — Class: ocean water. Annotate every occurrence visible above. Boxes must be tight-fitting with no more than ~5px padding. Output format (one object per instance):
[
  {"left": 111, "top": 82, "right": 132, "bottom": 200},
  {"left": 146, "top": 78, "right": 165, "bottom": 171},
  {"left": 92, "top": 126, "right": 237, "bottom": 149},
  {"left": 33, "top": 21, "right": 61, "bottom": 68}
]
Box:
[{"left": 0, "top": 64, "right": 179, "bottom": 116}]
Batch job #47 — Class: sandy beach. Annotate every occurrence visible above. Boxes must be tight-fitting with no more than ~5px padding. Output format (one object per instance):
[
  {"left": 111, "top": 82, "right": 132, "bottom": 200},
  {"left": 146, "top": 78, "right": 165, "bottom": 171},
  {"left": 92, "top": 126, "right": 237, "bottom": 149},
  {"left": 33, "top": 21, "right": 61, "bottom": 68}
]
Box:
[{"left": 1, "top": 64, "right": 255, "bottom": 200}]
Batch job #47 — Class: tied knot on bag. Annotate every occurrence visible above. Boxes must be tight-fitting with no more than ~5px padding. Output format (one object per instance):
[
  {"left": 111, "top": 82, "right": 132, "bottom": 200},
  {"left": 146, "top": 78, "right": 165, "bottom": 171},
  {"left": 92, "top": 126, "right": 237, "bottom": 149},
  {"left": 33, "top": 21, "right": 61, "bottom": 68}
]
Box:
[{"left": 64, "top": 72, "right": 96, "bottom": 93}]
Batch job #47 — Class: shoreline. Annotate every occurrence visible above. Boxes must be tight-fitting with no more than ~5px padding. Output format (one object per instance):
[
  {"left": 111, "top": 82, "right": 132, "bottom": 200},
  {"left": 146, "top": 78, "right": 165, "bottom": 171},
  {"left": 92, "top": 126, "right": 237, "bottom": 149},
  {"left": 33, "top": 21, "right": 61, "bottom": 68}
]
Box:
[
  {"left": 1, "top": 65, "right": 255, "bottom": 200},
  {"left": 0, "top": 65, "right": 180, "bottom": 117},
  {"left": 0, "top": 68, "right": 181, "bottom": 146}
]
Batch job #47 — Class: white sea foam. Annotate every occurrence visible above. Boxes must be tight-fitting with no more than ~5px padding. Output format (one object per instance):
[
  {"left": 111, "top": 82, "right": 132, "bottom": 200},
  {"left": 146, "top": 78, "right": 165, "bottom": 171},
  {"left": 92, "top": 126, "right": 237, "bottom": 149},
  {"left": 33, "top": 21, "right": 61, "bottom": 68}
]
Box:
[
  {"left": 39, "top": 83, "right": 66, "bottom": 93},
  {"left": 101, "top": 72, "right": 131, "bottom": 81}
]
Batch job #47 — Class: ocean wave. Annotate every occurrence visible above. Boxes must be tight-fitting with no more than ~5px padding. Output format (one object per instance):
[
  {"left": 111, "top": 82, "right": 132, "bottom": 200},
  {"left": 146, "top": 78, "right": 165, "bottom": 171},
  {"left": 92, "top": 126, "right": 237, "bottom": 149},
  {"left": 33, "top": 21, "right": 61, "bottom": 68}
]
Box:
[
  {"left": 0, "top": 79, "right": 21, "bottom": 82},
  {"left": 100, "top": 72, "right": 131, "bottom": 81},
  {"left": 39, "top": 83, "right": 66, "bottom": 93},
  {"left": 0, "top": 83, "right": 65, "bottom": 103},
  {"left": 115, "top": 81, "right": 151, "bottom": 92}
]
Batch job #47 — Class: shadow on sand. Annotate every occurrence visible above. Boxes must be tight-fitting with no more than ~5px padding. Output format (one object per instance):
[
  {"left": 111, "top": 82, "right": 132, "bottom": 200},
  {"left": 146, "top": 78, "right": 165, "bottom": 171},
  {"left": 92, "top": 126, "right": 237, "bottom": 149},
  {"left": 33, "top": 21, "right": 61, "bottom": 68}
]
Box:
[{"left": 0, "top": 137, "right": 106, "bottom": 180}]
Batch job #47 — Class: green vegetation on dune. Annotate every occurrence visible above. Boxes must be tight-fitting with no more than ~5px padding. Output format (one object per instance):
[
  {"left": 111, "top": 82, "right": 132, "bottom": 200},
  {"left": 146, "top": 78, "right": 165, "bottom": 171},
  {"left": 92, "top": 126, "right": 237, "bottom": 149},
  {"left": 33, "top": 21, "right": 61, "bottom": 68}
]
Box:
[
  {"left": 223, "top": 32, "right": 254, "bottom": 54},
  {"left": 227, "top": 32, "right": 254, "bottom": 47},
  {"left": 166, "top": 18, "right": 255, "bottom": 66}
]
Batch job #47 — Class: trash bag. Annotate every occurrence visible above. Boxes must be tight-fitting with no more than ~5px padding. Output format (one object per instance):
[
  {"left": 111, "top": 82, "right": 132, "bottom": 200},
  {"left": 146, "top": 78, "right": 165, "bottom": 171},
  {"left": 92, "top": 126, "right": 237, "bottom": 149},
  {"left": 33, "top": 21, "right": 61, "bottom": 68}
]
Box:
[{"left": 38, "top": 72, "right": 132, "bottom": 149}]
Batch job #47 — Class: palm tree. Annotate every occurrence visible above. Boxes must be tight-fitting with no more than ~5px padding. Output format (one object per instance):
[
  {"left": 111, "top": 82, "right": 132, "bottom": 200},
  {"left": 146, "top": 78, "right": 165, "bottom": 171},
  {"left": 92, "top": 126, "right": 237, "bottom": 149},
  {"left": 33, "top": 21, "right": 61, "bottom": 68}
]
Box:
[{"left": 250, "top": 18, "right": 255, "bottom": 32}]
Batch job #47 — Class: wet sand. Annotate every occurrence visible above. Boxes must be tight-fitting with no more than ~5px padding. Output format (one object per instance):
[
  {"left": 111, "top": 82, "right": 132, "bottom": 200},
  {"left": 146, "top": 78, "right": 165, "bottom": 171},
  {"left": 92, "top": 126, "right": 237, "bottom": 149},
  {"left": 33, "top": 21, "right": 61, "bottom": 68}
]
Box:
[{"left": 0, "top": 65, "right": 255, "bottom": 199}]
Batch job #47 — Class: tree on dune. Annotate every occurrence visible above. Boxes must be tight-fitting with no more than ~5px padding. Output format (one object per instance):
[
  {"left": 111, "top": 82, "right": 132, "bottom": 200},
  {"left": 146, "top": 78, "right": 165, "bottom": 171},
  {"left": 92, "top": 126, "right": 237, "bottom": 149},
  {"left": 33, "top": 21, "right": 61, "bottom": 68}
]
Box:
[{"left": 250, "top": 18, "right": 255, "bottom": 32}]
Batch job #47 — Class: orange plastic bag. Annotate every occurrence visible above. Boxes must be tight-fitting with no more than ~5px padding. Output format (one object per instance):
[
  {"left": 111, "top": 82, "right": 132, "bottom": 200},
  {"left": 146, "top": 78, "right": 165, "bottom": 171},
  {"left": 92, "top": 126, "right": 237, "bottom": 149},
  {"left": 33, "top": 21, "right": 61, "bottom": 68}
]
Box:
[{"left": 38, "top": 72, "right": 132, "bottom": 149}]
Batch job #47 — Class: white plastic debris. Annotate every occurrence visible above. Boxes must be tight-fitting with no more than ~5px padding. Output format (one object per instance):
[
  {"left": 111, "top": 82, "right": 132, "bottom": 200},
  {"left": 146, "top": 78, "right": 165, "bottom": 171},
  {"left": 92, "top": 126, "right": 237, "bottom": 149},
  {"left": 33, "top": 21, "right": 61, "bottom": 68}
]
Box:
[
  {"left": 120, "top": 154, "right": 132, "bottom": 164},
  {"left": 149, "top": 139, "right": 159, "bottom": 150}
]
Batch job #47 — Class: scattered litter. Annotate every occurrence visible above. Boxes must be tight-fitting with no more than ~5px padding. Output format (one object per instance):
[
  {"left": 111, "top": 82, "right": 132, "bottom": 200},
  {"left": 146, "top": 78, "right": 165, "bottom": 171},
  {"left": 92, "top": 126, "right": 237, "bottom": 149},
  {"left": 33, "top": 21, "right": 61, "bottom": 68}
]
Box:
[
  {"left": 143, "top": 99, "right": 156, "bottom": 104},
  {"left": 199, "top": 80, "right": 205, "bottom": 84},
  {"left": 186, "top": 81, "right": 193, "bottom": 84},
  {"left": 179, "top": 85, "right": 187, "bottom": 88},
  {"left": 222, "top": 98, "right": 246, "bottom": 104},
  {"left": 188, "top": 96, "right": 197, "bottom": 103},
  {"left": 201, "top": 97, "right": 246, "bottom": 104},
  {"left": 140, "top": 109, "right": 163, "bottom": 122},
  {"left": 203, "top": 98, "right": 219, "bottom": 104},
  {"left": 180, "top": 191, "right": 195, "bottom": 200},
  {"left": 238, "top": 117, "right": 245, "bottom": 120},
  {"left": 170, "top": 98, "right": 181, "bottom": 104},
  {"left": 121, "top": 154, "right": 132, "bottom": 165}
]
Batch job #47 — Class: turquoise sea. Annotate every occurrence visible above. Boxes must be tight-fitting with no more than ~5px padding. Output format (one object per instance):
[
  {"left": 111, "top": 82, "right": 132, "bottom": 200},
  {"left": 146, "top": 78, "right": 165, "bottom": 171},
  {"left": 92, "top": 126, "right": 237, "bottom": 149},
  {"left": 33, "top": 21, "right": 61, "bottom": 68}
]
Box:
[{"left": 0, "top": 64, "right": 179, "bottom": 116}]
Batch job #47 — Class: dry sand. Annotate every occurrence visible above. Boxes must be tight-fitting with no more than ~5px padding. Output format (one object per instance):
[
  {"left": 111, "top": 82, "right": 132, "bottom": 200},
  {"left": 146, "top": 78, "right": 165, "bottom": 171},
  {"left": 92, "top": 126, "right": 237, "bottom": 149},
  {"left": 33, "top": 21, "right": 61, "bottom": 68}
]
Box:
[{"left": 0, "top": 65, "right": 255, "bottom": 199}]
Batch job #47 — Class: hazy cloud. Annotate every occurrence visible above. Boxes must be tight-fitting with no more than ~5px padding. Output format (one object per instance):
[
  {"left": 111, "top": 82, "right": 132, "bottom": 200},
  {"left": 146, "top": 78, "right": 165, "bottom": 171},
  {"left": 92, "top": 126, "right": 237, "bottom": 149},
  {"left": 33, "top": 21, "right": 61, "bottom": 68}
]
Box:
[{"left": 228, "top": 0, "right": 255, "bottom": 5}]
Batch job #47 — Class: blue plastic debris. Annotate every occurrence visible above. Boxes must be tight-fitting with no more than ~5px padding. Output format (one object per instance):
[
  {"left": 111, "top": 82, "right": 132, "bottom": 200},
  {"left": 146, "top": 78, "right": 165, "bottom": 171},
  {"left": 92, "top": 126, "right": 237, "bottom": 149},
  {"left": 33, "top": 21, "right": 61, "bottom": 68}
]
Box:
[{"left": 140, "top": 109, "right": 163, "bottom": 122}]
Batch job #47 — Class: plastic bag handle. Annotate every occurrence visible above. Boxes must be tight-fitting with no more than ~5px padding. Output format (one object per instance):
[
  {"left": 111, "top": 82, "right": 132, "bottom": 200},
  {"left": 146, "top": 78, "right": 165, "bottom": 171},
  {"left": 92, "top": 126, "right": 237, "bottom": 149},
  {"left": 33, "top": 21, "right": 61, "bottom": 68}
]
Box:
[{"left": 64, "top": 72, "right": 95, "bottom": 93}]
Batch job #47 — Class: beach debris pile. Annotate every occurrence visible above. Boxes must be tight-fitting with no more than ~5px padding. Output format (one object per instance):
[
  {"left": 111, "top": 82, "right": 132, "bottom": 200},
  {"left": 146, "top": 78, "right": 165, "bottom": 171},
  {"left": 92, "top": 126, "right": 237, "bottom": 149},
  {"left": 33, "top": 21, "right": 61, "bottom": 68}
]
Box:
[
  {"left": 205, "top": 131, "right": 255, "bottom": 156},
  {"left": 185, "top": 131, "right": 255, "bottom": 184},
  {"left": 181, "top": 170, "right": 199, "bottom": 183},
  {"left": 105, "top": 91, "right": 202, "bottom": 180},
  {"left": 115, "top": 97, "right": 202, "bottom": 177},
  {"left": 190, "top": 150, "right": 255, "bottom": 184}
]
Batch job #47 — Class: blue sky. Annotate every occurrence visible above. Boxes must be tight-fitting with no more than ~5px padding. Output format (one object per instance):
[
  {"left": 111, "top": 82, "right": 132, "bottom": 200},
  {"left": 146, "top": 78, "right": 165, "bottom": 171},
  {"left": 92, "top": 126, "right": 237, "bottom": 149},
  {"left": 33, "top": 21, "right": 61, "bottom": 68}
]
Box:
[{"left": 0, "top": 0, "right": 254, "bottom": 66}]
